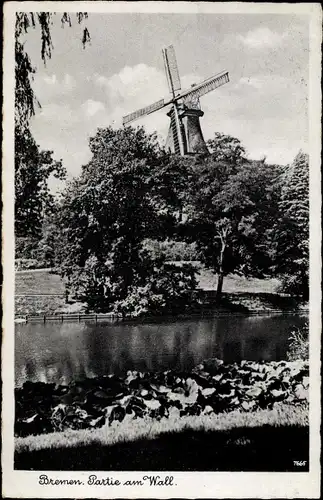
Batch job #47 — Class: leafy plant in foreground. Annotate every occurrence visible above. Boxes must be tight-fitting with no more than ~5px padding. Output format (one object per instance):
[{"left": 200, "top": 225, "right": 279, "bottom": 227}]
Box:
[{"left": 287, "top": 324, "right": 309, "bottom": 361}]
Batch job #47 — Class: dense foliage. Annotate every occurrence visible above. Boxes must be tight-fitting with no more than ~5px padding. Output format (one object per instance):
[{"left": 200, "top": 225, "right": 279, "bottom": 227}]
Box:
[
  {"left": 184, "top": 157, "right": 282, "bottom": 299},
  {"left": 15, "top": 127, "right": 66, "bottom": 238},
  {"left": 15, "top": 356, "right": 309, "bottom": 437},
  {"left": 287, "top": 324, "right": 309, "bottom": 361},
  {"left": 272, "top": 151, "right": 309, "bottom": 299},
  {"left": 16, "top": 218, "right": 61, "bottom": 268},
  {"left": 207, "top": 132, "right": 247, "bottom": 164},
  {"left": 57, "top": 127, "right": 196, "bottom": 315},
  {"left": 15, "top": 115, "right": 309, "bottom": 312}
]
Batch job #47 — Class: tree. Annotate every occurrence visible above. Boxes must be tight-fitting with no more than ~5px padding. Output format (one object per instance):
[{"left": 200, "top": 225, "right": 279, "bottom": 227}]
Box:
[
  {"left": 186, "top": 159, "right": 281, "bottom": 300},
  {"left": 272, "top": 151, "right": 309, "bottom": 299},
  {"left": 57, "top": 126, "right": 196, "bottom": 313},
  {"left": 15, "top": 126, "right": 66, "bottom": 238},
  {"left": 207, "top": 132, "right": 248, "bottom": 165}
]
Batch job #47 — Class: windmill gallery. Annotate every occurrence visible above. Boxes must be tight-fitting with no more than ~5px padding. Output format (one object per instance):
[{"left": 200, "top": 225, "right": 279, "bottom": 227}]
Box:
[{"left": 123, "top": 45, "right": 229, "bottom": 155}]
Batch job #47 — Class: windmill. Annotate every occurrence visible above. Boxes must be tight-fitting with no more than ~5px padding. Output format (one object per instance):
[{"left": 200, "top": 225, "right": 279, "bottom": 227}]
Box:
[{"left": 122, "top": 45, "right": 229, "bottom": 156}]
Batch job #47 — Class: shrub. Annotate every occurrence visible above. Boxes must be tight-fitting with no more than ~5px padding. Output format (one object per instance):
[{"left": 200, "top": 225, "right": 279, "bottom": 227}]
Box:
[
  {"left": 67, "top": 250, "right": 198, "bottom": 316},
  {"left": 287, "top": 324, "right": 309, "bottom": 361},
  {"left": 15, "top": 226, "right": 59, "bottom": 269},
  {"left": 279, "top": 273, "right": 309, "bottom": 301},
  {"left": 113, "top": 262, "right": 198, "bottom": 318},
  {"left": 15, "top": 237, "right": 39, "bottom": 260},
  {"left": 64, "top": 256, "right": 114, "bottom": 312}
]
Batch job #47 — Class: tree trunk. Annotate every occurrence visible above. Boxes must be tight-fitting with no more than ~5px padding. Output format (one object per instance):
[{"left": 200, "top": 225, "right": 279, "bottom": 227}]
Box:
[
  {"left": 216, "top": 271, "right": 224, "bottom": 303},
  {"left": 216, "top": 239, "right": 226, "bottom": 303}
]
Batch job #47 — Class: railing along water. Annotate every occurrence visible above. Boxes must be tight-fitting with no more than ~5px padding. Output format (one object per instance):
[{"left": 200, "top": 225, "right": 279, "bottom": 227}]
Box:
[{"left": 18, "top": 313, "right": 123, "bottom": 323}]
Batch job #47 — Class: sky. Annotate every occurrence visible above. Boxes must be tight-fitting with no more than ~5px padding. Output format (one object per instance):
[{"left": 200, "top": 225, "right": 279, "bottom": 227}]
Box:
[{"left": 22, "top": 11, "right": 309, "bottom": 188}]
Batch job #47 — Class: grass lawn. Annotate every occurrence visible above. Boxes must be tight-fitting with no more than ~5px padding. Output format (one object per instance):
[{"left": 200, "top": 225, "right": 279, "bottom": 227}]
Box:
[
  {"left": 16, "top": 267, "right": 281, "bottom": 296},
  {"left": 15, "top": 295, "right": 66, "bottom": 316},
  {"left": 15, "top": 270, "right": 66, "bottom": 315},
  {"left": 15, "top": 270, "right": 66, "bottom": 295},
  {"left": 197, "top": 268, "right": 281, "bottom": 294},
  {"left": 15, "top": 268, "right": 286, "bottom": 317},
  {"left": 15, "top": 404, "right": 309, "bottom": 471}
]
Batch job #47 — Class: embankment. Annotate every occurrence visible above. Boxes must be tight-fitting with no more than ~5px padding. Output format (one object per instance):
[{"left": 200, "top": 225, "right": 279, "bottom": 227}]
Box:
[{"left": 15, "top": 269, "right": 307, "bottom": 316}]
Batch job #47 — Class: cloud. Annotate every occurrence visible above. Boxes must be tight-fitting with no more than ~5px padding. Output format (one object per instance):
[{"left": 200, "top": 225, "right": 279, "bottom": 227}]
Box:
[
  {"left": 33, "top": 73, "right": 77, "bottom": 103},
  {"left": 238, "top": 27, "right": 284, "bottom": 49},
  {"left": 90, "top": 64, "right": 203, "bottom": 133},
  {"left": 37, "top": 103, "right": 79, "bottom": 126},
  {"left": 93, "top": 64, "right": 168, "bottom": 113},
  {"left": 204, "top": 72, "right": 307, "bottom": 129},
  {"left": 236, "top": 75, "right": 288, "bottom": 90},
  {"left": 35, "top": 64, "right": 209, "bottom": 149},
  {"left": 62, "top": 74, "right": 76, "bottom": 91},
  {"left": 82, "top": 99, "right": 105, "bottom": 117},
  {"left": 43, "top": 74, "right": 57, "bottom": 85}
]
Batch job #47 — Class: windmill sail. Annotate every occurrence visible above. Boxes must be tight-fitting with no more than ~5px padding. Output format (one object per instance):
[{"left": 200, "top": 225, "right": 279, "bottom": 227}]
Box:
[
  {"left": 123, "top": 98, "right": 165, "bottom": 125},
  {"left": 168, "top": 109, "right": 181, "bottom": 155},
  {"left": 179, "top": 71, "right": 229, "bottom": 104},
  {"left": 163, "top": 45, "right": 181, "bottom": 94},
  {"left": 173, "top": 104, "right": 185, "bottom": 155},
  {"left": 162, "top": 45, "right": 184, "bottom": 155}
]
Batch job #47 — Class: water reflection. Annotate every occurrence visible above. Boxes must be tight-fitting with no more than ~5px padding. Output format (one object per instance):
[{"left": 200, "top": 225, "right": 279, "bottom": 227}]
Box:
[{"left": 15, "top": 314, "right": 307, "bottom": 387}]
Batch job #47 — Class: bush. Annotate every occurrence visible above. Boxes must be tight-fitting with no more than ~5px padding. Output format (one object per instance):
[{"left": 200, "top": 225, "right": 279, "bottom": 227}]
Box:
[
  {"left": 113, "top": 262, "right": 198, "bottom": 318},
  {"left": 66, "top": 251, "right": 198, "bottom": 316},
  {"left": 287, "top": 324, "right": 309, "bottom": 361},
  {"left": 279, "top": 273, "right": 309, "bottom": 301},
  {"left": 15, "top": 227, "right": 59, "bottom": 269},
  {"left": 64, "top": 256, "right": 114, "bottom": 312},
  {"left": 15, "top": 237, "right": 39, "bottom": 260}
]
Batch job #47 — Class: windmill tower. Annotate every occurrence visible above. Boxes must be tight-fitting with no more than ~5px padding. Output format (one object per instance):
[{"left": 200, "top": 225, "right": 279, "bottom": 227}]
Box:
[{"left": 123, "top": 45, "right": 230, "bottom": 156}]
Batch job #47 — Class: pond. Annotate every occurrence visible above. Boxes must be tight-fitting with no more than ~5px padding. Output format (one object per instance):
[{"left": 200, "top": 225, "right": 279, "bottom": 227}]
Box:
[{"left": 15, "top": 314, "right": 307, "bottom": 387}]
